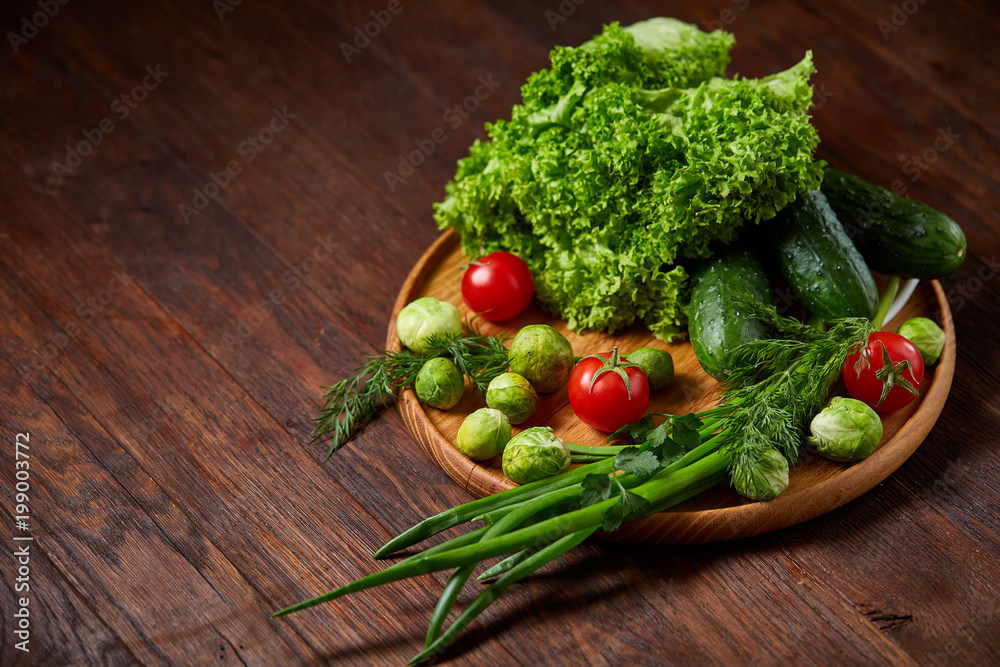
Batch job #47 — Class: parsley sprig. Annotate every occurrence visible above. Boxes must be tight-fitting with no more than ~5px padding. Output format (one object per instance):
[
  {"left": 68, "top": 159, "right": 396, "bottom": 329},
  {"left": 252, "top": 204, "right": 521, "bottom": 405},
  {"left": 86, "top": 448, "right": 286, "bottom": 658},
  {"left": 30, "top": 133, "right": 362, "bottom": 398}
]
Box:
[
  {"left": 579, "top": 413, "right": 703, "bottom": 531},
  {"left": 281, "top": 299, "right": 875, "bottom": 662}
]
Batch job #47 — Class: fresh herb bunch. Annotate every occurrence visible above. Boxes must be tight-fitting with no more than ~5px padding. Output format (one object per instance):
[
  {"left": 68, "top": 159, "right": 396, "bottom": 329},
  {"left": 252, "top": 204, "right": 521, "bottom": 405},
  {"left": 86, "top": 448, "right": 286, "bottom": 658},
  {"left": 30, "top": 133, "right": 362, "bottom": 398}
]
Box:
[
  {"left": 280, "top": 300, "right": 874, "bottom": 662},
  {"left": 573, "top": 297, "right": 872, "bottom": 529},
  {"left": 274, "top": 412, "right": 729, "bottom": 665},
  {"left": 311, "top": 323, "right": 510, "bottom": 457},
  {"left": 713, "top": 298, "right": 873, "bottom": 498},
  {"left": 580, "top": 412, "right": 708, "bottom": 531}
]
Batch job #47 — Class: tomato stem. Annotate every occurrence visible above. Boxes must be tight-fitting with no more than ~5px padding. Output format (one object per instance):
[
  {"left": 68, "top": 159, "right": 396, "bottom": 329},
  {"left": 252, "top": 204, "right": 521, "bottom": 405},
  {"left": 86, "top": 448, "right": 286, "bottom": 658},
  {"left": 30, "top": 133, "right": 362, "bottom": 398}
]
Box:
[
  {"left": 873, "top": 342, "right": 920, "bottom": 406},
  {"left": 581, "top": 346, "right": 643, "bottom": 400}
]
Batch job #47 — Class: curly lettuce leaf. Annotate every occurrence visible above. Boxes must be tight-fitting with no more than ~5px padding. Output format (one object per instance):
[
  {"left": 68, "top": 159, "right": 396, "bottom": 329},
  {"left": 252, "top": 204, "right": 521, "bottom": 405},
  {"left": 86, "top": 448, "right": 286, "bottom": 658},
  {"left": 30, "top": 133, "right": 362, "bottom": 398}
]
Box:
[
  {"left": 434, "top": 19, "right": 822, "bottom": 339},
  {"left": 621, "top": 16, "right": 735, "bottom": 86}
]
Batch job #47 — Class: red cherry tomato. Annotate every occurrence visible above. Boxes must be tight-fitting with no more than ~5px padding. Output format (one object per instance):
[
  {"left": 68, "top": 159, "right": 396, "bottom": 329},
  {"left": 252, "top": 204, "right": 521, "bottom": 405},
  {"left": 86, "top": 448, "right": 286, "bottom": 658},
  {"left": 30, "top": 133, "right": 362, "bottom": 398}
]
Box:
[
  {"left": 461, "top": 252, "right": 535, "bottom": 322},
  {"left": 568, "top": 348, "right": 650, "bottom": 432},
  {"left": 843, "top": 331, "right": 924, "bottom": 413}
]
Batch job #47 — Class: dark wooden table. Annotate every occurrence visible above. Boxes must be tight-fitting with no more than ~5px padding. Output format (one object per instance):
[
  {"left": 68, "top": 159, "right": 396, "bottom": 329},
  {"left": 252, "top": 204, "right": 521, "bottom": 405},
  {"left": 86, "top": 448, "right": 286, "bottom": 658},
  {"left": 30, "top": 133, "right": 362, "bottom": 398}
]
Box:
[{"left": 2, "top": 1, "right": 998, "bottom": 664}]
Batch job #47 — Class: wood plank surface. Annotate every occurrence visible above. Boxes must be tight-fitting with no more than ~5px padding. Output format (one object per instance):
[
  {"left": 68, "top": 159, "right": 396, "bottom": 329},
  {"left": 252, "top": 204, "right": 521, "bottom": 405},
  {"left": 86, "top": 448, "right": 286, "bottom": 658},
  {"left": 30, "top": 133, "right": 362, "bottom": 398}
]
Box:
[{"left": 1, "top": 0, "right": 998, "bottom": 665}]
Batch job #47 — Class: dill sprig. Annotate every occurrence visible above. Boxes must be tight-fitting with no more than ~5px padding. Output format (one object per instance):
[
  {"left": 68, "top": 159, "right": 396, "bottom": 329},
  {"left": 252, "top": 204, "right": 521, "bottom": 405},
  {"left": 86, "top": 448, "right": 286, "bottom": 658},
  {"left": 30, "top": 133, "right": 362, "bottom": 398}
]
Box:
[
  {"left": 279, "top": 296, "right": 879, "bottom": 662},
  {"left": 311, "top": 323, "right": 510, "bottom": 459},
  {"left": 712, "top": 297, "right": 873, "bottom": 496}
]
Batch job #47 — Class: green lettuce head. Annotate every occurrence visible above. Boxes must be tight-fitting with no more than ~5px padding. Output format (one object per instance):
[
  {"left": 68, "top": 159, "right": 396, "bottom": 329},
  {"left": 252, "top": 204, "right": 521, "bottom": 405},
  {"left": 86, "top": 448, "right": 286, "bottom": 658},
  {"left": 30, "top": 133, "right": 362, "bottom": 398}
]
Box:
[
  {"left": 434, "top": 19, "right": 822, "bottom": 340},
  {"left": 502, "top": 426, "right": 571, "bottom": 484},
  {"left": 808, "top": 396, "right": 883, "bottom": 463}
]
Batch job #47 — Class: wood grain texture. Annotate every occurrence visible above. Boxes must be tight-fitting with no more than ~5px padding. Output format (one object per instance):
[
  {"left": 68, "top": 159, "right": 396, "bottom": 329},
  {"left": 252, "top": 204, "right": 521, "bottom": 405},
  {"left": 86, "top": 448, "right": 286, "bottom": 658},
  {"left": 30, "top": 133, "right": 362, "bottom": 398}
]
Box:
[{"left": 1, "top": 0, "right": 998, "bottom": 664}]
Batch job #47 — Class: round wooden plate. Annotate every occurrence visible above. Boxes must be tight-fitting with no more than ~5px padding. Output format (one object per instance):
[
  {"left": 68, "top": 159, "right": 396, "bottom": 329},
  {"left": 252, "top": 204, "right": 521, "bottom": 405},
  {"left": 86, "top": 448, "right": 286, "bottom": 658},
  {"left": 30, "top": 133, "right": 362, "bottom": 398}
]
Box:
[{"left": 386, "top": 231, "right": 956, "bottom": 544}]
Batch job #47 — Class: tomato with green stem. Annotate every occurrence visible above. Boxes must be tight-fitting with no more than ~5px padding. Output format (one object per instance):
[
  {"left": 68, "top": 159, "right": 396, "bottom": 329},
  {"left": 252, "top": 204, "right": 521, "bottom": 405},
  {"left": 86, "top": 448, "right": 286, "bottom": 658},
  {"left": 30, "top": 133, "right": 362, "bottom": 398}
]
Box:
[
  {"left": 843, "top": 331, "right": 924, "bottom": 413},
  {"left": 568, "top": 347, "right": 650, "bottom": 432},
  {"left": 461, "top": 252, "right": 535, "bottom": 322}
]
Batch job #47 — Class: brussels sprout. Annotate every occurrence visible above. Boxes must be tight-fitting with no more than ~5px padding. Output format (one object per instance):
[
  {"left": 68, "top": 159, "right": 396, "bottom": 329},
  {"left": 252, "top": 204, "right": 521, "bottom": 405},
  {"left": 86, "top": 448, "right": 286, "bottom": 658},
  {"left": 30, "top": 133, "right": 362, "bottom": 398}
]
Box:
[
  {"left": 508, "top": 324, "right": 574, "bottom": 394},
  {"left": 627, "top": 347, "right": 674, "bottom": 390},
  {"left": 898, "top": 317, "right": 945, "bottom": 366},
  {"left": 486, "top": 372, "right": 538, "bottom": 425},
  {"left": 396, "top": 297, "right": 463, "bottom": 353},
  {"left": 455, "top": 408, "right": 511, "bottom": 461},
  {"left": 734, "top": 448, "right": 789, "bottom": 501},
  {"left": 414, "top": 357, "right": 464, "bottom": 410},
  {"left": 807, "top": 396, "right": 884, "bottom": 463},
  {"left": 502, "top": 426, "right": 571, "bottom": 484}
]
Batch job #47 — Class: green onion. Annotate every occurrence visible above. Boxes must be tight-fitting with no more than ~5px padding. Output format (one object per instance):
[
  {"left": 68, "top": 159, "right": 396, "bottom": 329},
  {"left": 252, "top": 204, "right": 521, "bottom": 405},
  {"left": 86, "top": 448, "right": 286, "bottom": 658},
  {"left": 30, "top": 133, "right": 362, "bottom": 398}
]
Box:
[{"left": 276, "top": 299, "right": 872, "bottom": 663}]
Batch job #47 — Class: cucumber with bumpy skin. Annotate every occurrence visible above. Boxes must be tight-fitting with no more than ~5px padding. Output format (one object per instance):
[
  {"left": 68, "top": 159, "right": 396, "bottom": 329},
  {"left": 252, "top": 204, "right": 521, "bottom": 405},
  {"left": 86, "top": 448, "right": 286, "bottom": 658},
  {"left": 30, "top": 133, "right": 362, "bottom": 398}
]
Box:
[
  {"left": 765, "top": 189, "right": 879, "bottom": 322},
  {"left": 822, "top": 167, "right": 966, "bottom": 279},
  {"left": 688, "top": 247, "right": 772, "bottom": 380}
]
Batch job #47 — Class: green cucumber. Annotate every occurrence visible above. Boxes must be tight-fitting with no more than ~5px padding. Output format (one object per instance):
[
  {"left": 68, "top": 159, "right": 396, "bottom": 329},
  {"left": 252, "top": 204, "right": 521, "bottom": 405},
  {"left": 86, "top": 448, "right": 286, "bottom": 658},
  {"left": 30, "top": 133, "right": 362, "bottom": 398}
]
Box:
[
  {"left": 821, "top": 167, "right": 967, "bottom": 279},
  {"left": 688, "top": 247, "right": 772, "bottom": 380},
  {"left": 765, "top": 189, "right": 879, "bottom": 322}
]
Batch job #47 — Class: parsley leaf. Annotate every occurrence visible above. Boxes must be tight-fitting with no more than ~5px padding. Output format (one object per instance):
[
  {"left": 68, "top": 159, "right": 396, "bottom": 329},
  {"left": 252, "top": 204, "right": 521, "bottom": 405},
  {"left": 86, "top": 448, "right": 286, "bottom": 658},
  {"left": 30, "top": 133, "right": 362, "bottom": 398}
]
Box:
[
  {"left": 614, "top": 448, "right": 660, "bottom": 481},
  {"left": 607, "top": 414, "right": 656, "bottom": 444},
  {"left": 580, "top": 473, "right": 615, "bottom": 507},
  {"left": 670, "top": 413, "right": 703, "bottom": 450},
  {"left": 603, "top": 490, "right": 652, "bottom": 532}
]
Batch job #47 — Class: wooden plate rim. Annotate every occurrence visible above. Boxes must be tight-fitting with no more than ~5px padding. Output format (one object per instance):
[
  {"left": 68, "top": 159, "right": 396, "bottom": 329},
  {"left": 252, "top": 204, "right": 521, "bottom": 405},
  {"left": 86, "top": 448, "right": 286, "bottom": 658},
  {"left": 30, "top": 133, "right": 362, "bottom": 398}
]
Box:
[{"left": 387, "top": 230, "right": 955, "bottom": 544}]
